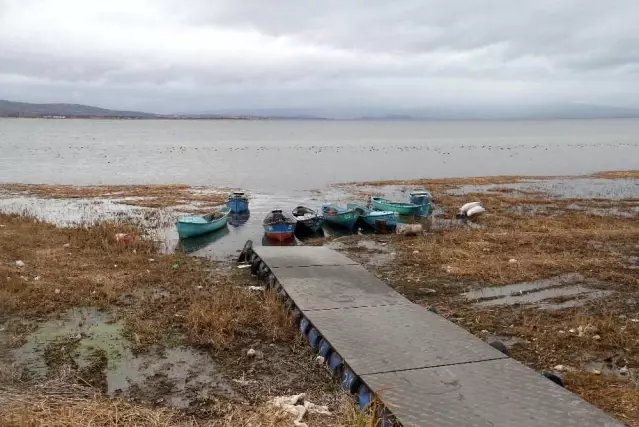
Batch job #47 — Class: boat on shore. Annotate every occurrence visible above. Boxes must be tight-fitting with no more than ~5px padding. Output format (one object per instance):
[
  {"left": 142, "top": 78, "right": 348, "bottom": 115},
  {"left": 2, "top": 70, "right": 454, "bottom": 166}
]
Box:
[
  {"left": 321, "top": 203, "right": 360, "bottom": 230},
  {"left": 292, "top": 206, "right": 324, "bottom": 235},
  {"left": 409, "top": 190, "right": 433, "bottom": 215},
  {"left": 226, "top": 191, "right": 249, "bottom": 213},
  {"left": 263, "top": 210, "right": 297, "bottom": 242},
  {"left": 176, "top": 207, "right": 231, "bottom": 239},
  {"left": 371, "top": 196, "right": 424, "bottom": 216},
  {"left": 347, "top": 203, "right": 397, "bottom": 232}
]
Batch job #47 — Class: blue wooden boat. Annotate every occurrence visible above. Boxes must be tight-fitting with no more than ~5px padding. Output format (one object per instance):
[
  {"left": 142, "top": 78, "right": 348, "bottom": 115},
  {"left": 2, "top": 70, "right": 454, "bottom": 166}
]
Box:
[
  {"left": 226, "top": 191, "right": 249, "bottom": 213},
  {"left": 176, "top": 207, "right": 231, "bottom": 239},
  {"left": 263, "top": 210, "right": 296, "bottom": 242},
  {"left": 409, "top": 190, "right": 433, "bottom": 216},
  {"left": 321, "top": 203, "right": 360, "bottom": 230},
  {"left": 371, "top": 196, "right": 423, "bottom": 216},
  {"left": 347, "top": 203, "right": 397, "bottom": 232},
  {"left": 292, "top": 206, "right": 324, "bottom": 235}
]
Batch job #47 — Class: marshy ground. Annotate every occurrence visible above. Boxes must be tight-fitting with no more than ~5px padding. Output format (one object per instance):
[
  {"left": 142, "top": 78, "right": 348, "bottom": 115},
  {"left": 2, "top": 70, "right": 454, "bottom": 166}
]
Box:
[
  {"left": 0, "top": 171, "right": 638, "bottom": 426},
  {"left": 0, "top": 211, "right": 363, "bottom": 426},
  {"left": 334, "top": 170, "right": 639, "bottom": 425}
]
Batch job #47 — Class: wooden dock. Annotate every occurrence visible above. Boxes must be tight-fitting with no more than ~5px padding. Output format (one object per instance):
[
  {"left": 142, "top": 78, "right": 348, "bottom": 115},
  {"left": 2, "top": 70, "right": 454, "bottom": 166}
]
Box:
[{"left": 243, "top": 244, "right": 622, "bottom": 427}]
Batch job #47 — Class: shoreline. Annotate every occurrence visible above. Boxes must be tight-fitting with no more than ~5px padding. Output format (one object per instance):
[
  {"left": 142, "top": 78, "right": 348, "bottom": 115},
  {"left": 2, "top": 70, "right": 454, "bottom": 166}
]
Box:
[{"left": 1, "top": 171, "right": 638, "bottom": 425}]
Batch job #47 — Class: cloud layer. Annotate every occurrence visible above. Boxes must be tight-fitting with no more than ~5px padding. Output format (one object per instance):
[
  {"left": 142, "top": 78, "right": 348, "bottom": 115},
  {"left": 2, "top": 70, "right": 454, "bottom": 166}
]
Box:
[{"left": 1, "top": 0, "right": 638, "bottom": 115}]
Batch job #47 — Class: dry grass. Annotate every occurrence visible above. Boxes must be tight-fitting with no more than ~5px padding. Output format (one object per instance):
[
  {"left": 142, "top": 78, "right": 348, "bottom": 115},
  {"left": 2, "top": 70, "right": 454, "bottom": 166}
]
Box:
[
  {"left": 0, "top": 382, "right": 369, "bottom": 427},
  {"left": 0, "top": 184, "right": 227, "bottom": 210},
  {"left": 0, "top": 212, "right": 293, "bottom": 353},
  {"left": 373, "top": 174, "right": 639, "bottom": 289},
  {"left": 396, "top": 210, "right": 639, "bottom": 288},
  {"left": 0, "top": 211, "right": 347, "bottom": 424},
  {"left": 342, "top": 175, "right": 534, "bottom": 189},
  {"left": 591, "top": 170, "right": 639, "bottom": 179},
  {"left": 0, "top": 382, "right": 208, "bottom": 427},
  {"left": 564, "top": 373, "right": 639, "bottom": 426},
  {"left": 187, "top": 286, "right": 295, "bottom": 351},
  {"left": 336, "top": 173, "right": 639, "bottom": 424},
  {"left": 347, "top": 169, "right": 639, "bottom": 189}
]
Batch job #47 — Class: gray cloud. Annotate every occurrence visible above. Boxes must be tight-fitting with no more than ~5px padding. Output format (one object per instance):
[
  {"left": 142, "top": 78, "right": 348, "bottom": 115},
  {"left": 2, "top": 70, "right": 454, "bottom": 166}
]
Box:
[{"left": 0, "top": 0, "right": 638, "bottom": 115}]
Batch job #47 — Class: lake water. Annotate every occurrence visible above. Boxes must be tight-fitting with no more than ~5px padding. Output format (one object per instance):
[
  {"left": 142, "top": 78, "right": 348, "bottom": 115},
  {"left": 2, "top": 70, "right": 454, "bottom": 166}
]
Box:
[{"left": 1, "top": 118, "right": 638, "bottom": 192}]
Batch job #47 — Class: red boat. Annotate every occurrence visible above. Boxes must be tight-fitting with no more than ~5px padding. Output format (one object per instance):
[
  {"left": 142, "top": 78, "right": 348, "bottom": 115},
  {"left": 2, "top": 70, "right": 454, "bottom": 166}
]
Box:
[{"left": 263, "top": 210, "right": 296, "bottom": 242}]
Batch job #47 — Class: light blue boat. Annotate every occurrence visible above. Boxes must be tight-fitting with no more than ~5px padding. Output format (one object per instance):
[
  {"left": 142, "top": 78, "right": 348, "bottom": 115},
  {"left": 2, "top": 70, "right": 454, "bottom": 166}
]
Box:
[
  {"left": 226, "top": 192, "right": 249, "bottom": 213},
  {"left": 347, "top": 203, "right": 397, "bottom": 232},
  {"left": 371, "top": 196, "right": 424, "bottom": 216},
  {"left": 321, "top": 203, "right": 360, "bottom": 230},
  {"left": 175, "top": 207, "right": 231, "bottom": 239},
  {"left": 409, "top": 190, "right": 433, "bottom": 216}
]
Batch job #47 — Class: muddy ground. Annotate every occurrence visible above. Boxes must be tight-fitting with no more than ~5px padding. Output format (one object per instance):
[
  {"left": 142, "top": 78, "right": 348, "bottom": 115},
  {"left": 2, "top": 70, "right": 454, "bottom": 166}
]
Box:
[{"left": 0, "top": 172, "right": 637, "bottom": 426}]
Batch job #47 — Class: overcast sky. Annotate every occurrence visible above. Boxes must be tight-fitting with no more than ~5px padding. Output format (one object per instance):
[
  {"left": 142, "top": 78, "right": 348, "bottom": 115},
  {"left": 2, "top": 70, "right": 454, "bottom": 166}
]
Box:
[{"left": 1, "top": 0, "right": 638, "bottom": 115}]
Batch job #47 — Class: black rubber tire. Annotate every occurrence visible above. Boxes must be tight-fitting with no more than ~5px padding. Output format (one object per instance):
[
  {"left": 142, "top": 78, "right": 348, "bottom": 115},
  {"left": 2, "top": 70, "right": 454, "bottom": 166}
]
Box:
[
  {"left": 251, "top": 257, "right": 261, "bottom": 274},
  {"left": 258, "top": 263, "right": 269, "bottom": 280},
  {"left": 488, "top": 340, "right": 510, "bottom": 356},
  {"left": 267, "top": 274, "right": 277, "bottom": 289},
  {"left": 542, "top": 371, "right": 565, "bottom": 388}
]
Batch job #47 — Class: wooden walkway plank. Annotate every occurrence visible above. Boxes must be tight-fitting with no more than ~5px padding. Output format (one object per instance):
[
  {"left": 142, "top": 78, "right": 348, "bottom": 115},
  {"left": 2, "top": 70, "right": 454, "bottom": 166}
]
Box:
[{"left": 247, "top": 244, "right": 623, "bottom": 427}]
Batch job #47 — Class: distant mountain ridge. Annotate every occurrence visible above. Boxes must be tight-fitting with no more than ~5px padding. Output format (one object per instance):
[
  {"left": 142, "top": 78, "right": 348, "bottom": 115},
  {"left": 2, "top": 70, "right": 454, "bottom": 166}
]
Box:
[
  {"left": 2, "top": 99, "right": 639, "bottom": 120},
  {"left": 0, "top": 99, "right": 156, "bottom": 118}
]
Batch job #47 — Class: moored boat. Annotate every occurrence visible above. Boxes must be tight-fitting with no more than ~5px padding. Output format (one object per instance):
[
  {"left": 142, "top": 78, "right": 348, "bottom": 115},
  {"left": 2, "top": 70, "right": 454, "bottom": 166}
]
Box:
[
  {"left": 175, "top": 207, "right": 231, "bottom": 239},
  {"left": 226, "top": 191, "right": 249, "bottom": 213},
  {"left": 321, "top": 203, "right": 360, "bottom": 230},
  {"left": 263, "top": 210, "right": 296, "bottom": 242},
  {"left": 409, "top": 190, "right": 433, "bottom": 215},
  {"left": 347, "top": 203, "right": 397, "bottom": 232},
  {"left": 371, "top": 196, "right": 424, "bottom": 216},
  {"left": 292, "top": 206, "right": 324, "bottom": 235}
]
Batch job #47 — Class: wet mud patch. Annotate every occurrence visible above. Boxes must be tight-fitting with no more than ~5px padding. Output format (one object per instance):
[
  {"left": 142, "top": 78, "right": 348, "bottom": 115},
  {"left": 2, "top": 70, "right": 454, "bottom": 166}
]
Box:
[
  {"left": 463, "top": 273, "right": 616, "bottom": 310},
  {"left": 7, "top": 307, "right": 238, "bottom": 409},
  {"left": 326, "top": 237, "right": 395, "bottom": 268}
]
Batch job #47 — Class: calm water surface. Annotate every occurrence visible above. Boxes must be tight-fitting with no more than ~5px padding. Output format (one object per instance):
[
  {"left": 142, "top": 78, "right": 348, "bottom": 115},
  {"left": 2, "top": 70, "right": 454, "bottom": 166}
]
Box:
[{"left": 1, "top": 118, "right": 638, "bottom": 192}]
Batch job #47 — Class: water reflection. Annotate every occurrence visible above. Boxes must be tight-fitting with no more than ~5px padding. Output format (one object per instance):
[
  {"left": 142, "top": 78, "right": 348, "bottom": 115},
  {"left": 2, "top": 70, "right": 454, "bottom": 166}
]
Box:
[
  {"left": 179, "top": 226, "right": 230, "bottom": 254},
  {"left": 261, "top": 235, "right": 298, "bottom": 247},
  {"left": 294, "top": 226, "right": 325, "bottom": 239},
  {"left": 229, "top": 212, "right": 250, "bottom": 227}
]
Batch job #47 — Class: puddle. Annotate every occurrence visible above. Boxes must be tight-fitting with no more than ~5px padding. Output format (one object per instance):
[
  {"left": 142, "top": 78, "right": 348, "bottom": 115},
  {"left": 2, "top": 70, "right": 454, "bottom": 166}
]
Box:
[
  {"left": 0, "top": 196, "right": 150, "bottom": 227},
  {"left": 10, "top": 308, "right": 235, "bottom": 407},
  {"left": 448, "top": 178, "right": 639, "bottom": 199},
  {"left": 536, "top": 291, "right": 615, "bottom": 310},
  {"left": 584, "top": 362, "right": 637, "bottom": 382},
  {"left": 326, "top": 238, "right": 394, "bottom": 267},
  {"left": 464, "top": 274, "right": 614, "bottom": 309},
  {"left": 463, "top": 273, "right": 585, "bottom": 300},
  {"left": 567, "top": 203, "right": 638, "bottom": 218},
  {"left": 12, "top": 308, "right": 123, "bottom": 376},
  {"left": 475, "top": 286, "right": 612, "bottom": 308}
]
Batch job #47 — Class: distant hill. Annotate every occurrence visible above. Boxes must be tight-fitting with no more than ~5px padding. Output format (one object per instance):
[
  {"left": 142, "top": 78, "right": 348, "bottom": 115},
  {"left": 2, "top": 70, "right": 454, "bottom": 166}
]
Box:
[
  {"left": 0, "top": 100, "right": 157, "bottom": 118},
  {"left": 2, "top": 99, "right": 639, "bottom": 120}
]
